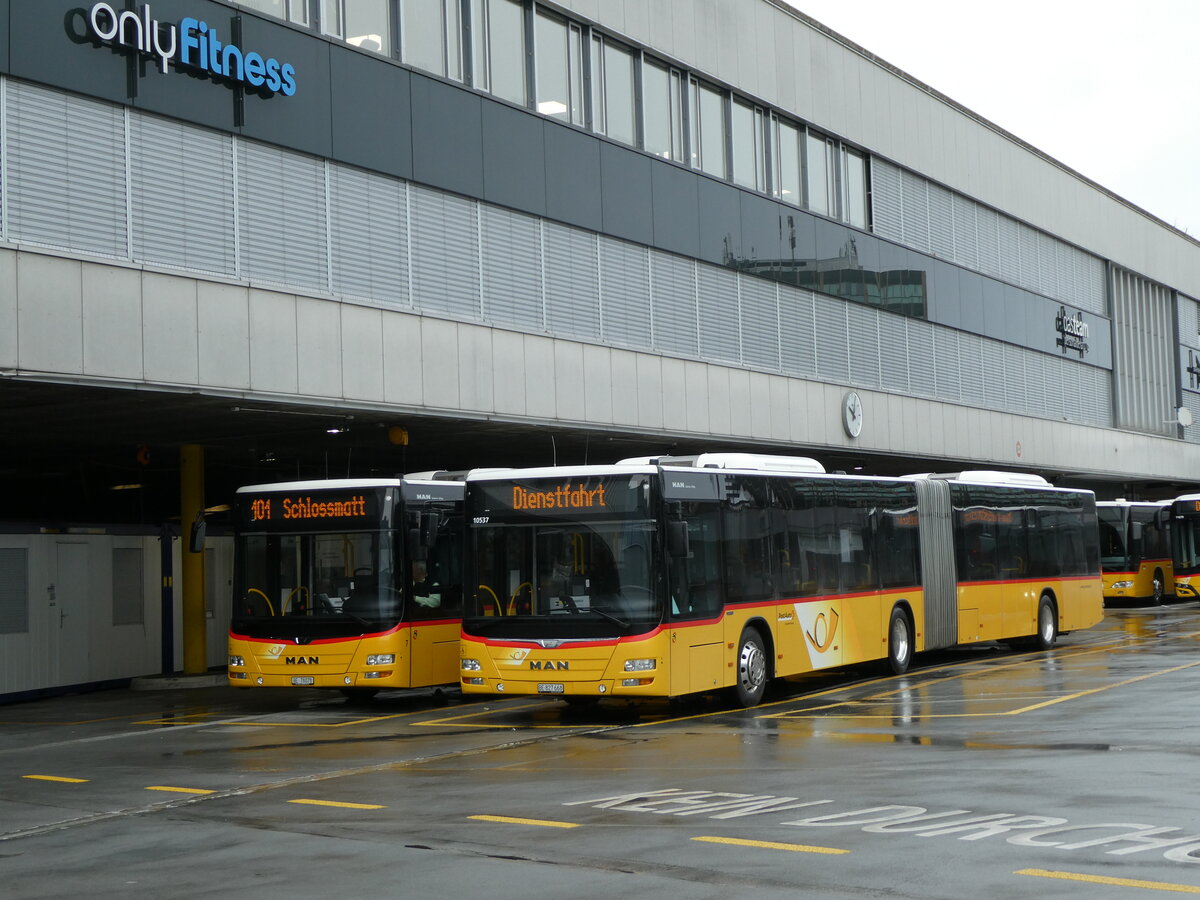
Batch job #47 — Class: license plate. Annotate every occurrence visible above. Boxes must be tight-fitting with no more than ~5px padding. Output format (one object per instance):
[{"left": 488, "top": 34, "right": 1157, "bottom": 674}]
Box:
[
  {"left": 291, "top": 676, "right": 315, "bottom": 686},
  {"left": 537, "top": 682, "right": 564, "bottom": 693}
]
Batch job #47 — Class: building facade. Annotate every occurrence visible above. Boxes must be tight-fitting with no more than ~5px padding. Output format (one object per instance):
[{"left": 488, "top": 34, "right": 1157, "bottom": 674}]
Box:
[{"left": 1, "top": 0, "right": 1198, "bottom": 696}]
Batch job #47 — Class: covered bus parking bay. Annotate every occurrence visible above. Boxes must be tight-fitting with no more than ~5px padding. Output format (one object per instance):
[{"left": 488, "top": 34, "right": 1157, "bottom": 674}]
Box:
[{"left": 0, "top": 375, "right": 1190, "bottom": 703}]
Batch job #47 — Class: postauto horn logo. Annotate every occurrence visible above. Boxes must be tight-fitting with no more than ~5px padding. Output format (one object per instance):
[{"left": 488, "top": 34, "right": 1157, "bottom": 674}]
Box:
[{"left": 87, "top": 3, "right": 297, "bottom": 97}]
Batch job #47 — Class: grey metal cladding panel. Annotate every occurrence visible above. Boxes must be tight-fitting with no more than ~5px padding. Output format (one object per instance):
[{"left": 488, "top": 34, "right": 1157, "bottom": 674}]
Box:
[
  {"left": 12, "top": 2, "right": 132, "bottom": 102},
  {"left": 925, "top": 260, "right": 961, "bottom": 330},
  {"left": 237, "top": 17, "right": 332, "bottom": 158},
  {"left": 411, "top": 74, "right": 484, "bottom": 198},
  {"left": 481, "top": 101, "right": 546, "bottom": 217},
  {"left": 779, "top": 289, "right": 815, "bottom": 378},
  {"left": 697, "top": 178, "right": 742, "bottom": 267},
  {"left": 544, "top": 122, "right": 602, "bottom": 231},
  {"left": 783, "top": 209, "right": 816, "bottom": 268},
  {"left": 599, "top": 141, "right": 653, "bottom": 247},
  {"left": 739, "top": 192, "right": 782, "bottom": 267},
  {"left": 124, "top": 0, "right": 244, "bottom": 131},
  {"left": 957, "top": 270, "right": 985, "bottom": 337},
  {"left": 0, "top": 0, "right": 10, "bottom": 74},
  {"left": 650, "top": 163, "right": 700, "bottom": 259},
  {"left": 330, "top": 46, "right": 412, "bottom": 179}
]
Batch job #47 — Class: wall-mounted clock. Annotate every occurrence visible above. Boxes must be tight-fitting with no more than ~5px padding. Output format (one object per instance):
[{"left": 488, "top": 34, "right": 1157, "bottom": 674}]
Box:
[{"left": 842, "top": 390, "right": 864, "bottom": 438}]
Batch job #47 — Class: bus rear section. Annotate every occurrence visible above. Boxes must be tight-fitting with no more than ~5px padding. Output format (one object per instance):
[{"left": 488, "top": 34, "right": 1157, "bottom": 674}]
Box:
[
  {"left": 959, "top": 476, "right": 1101, "bottom": 640},
  {"left": 1169, "top": 495, "right": 1200, "bottom": 601},
  {"left": 1097, "top": 500, "right": 1173, "bottom": 605},
  {"left": 228, "top": 478, "right": 463, "bottom": 696}
]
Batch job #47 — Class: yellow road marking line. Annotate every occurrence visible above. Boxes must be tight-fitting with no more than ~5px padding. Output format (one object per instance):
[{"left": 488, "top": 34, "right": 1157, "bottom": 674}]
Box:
[
  {"left": 1006, "top": 659, "right": 1200, "bottom": 714},
  {"left": 765, "top": 651, "right": 1200, "bottom": 722},
  {"left": 469, "top": 814, "right": 580, "bottom": 829},
  {"left": 693, "top": 835, "right": 848, "bottom": 855},
  {"left": 145, "top": 786, "right": 215, "bottom": 795},
  {"left": 288, "top": 799, "right": 386, "bottom": 810},
  {"left": 1017, "top": 867, "right": 1200, "bottom": 894},
  {"left": 22, "top": 775, "right": 88, "bottom": 783},
  {"left": 414, "top": 701, "right": 574, "bottom": 728}
]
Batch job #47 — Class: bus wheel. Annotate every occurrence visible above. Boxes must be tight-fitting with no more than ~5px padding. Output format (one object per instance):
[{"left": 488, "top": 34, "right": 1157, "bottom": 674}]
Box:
[
  {"left": 887, "top": 607, "right": 912, "bottom": 675},
  {"left": 1033, "top": 595, "right": 1058, "bottom": 650},
  {"left": 1152, "top": 570, "right": 1165, "bottom": 605},
  {"left": 734, "top": 629, "right": 768, "bottom": 708}
]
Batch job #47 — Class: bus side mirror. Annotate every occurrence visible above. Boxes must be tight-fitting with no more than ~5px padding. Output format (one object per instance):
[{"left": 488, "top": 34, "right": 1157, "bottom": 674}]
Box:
[
  {"left": 667, "top": 520, "right": 690, "bottom": 558},
  {"left": 189, "top": 514, "right": 207, "bottom": 553}
]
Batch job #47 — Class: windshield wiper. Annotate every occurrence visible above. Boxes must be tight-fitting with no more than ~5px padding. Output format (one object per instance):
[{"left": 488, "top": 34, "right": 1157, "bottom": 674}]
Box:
[{"left": 588, "top": 605, "right": 630, "bottom": 628}]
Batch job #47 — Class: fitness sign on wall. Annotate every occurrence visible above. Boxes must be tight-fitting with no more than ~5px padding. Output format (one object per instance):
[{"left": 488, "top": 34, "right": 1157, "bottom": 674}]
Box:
[{"left": 83, "top": 3, "right": 298, "bottom": 97}]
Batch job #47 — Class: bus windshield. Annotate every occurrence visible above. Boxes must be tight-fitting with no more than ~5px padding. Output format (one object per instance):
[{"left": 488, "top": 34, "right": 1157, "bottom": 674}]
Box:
[
  {"left": 1097, "top": 506, "right": 1130, "bottom": 571},
  {"left": 1174, "top": 508, "right": 1200, "bottom": 572},
  {"left": 234, "top": 530, "right": 400, "bottom": 627},
  {"left": 468, "top": 519, "right": 662, "bottom": 633}
]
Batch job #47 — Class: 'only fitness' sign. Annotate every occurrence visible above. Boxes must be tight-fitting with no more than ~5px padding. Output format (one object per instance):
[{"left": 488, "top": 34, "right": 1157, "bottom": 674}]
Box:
[{"left": 86, "top": 3, "right": 298, "bottom": 96}]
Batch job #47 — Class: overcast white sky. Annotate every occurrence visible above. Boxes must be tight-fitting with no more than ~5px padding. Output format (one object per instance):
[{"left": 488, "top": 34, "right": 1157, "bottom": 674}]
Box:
[{"left": 786, "top": 1, "right": 1199, "bottom": 237}]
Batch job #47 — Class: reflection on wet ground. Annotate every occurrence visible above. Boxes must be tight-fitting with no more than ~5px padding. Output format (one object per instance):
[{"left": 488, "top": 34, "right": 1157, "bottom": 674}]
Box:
[{"left": 4, "top": 605, "right": 1200, "bottom": 898}]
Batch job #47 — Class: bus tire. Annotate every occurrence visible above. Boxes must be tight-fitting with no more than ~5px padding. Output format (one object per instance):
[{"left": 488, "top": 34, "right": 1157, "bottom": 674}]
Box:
[
  {"left": 734, "top": 628, "right": 769, "bottom": 708},
  {"left": 1032, "top": 594, "right": 1058, "bottom": 650},
  {"left": 887, "top": 606, "right": 913, "bottom": 675},
  {"left": 1152, "top": 569, "right": 1165, "bottom": 605}
]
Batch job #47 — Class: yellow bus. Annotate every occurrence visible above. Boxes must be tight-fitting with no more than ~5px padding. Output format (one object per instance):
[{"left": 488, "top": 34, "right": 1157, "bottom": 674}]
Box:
[
  {"left": 1169, "top": 494, "right": 1200, "bottom": 602},
  {"left": 459, "top": 454, "right": 1104, "bottom": 707},
  {"left": 228, "top": 477, "right": 463, "bottom": 699},
  {"left": 1097, "top": 500, "right": 1173, "bottom": 605}
]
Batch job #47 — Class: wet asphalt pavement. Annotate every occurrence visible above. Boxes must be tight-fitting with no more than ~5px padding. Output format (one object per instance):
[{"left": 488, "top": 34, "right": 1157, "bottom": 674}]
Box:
[{"left": 4, "top": 605, "right": 1200, "bottom": 898}]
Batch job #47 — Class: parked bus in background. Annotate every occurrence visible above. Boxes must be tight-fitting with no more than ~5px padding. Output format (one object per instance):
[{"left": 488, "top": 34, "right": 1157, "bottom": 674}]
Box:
[
  {"left": 1168, "top": 494, "right": 1200, "bottom": 602},
  {"left": 459, "top": 454, "right": 1104, "bottom": 707},
  {"left": 229, "top": 476, "right": 463, "bottom": 698},
  {"left": 1096, "top": 500, "right": 1173, "bottom": 605}
]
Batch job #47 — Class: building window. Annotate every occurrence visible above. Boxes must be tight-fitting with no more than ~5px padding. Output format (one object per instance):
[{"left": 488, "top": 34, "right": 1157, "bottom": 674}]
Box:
[
  {"left": 805, "top": 130, "right": 830, "bottom": 216},
  {"left": 322, "top": 0, "right": 392, "bottom": 55},
  {"left": 772, "top": 115, "right": 802, "bottom": 205},
  {"left": 474, "top": 0, "right": 527, "bottom": 105},
  {"left": 690, "top": 78, "right": 726, "bottom": 178},
  {"left": 731, "top": 98, "right": 764, "bottom": 191},
  {"left": 535, "top": 11, "right": 583, "bottom": 124},
  {"left": 237, "top": 0, "right": 309, "bottom": 26},
  {"left": 401, "top": 0, "right": 463, "bottom": 80},
  {"left": 643, "top": 59, "right": 683, "bottom": 161},
  {"left": 591, "top": 35, "right": 637, "bottom": 146},
  {"left": 842, "top": 146, "right": 868, "bottom": 229}
]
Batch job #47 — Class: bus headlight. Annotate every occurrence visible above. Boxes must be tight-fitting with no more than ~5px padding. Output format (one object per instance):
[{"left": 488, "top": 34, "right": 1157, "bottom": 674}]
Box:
[
  {"left": 1112, "top": 581, "right": 1134, "bottom": 589},
  {"left": 461, "top": 659, "right": 481, "bottom": 671},
  {"left": 366, "top": 654, "right": 395, "bottom": 665},
  {"left": 623, "top": 658, "right": 656, "bottom": 672},
  {"left": 228, "top": 655, "right": 244, "bottom": 667}
]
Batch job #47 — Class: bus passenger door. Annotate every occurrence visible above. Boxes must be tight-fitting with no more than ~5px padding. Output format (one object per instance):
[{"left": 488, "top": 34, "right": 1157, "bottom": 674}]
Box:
[{"left": 668, "top": 501, "right": 724, "bottom": 696}]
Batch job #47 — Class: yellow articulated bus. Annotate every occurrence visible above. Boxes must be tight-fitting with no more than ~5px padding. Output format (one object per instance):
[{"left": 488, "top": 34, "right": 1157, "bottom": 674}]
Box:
[
  {"left": 459, "top": 454, "right": 1104, "bottom": 707},
  {"left": 1169, "top": 494, "right": 1200, "bottom": 602},
  {"left": 1097, "top": 500, "right": 1173, "bottom": 605},
  {"left": 228, "top": 476, "right": 463, "bottom": 699}
]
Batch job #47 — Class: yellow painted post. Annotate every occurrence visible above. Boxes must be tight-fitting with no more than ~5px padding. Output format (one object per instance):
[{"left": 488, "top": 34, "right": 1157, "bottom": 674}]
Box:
[{"left": 180, "top": 444, "right": 207, "bottom": 675}]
